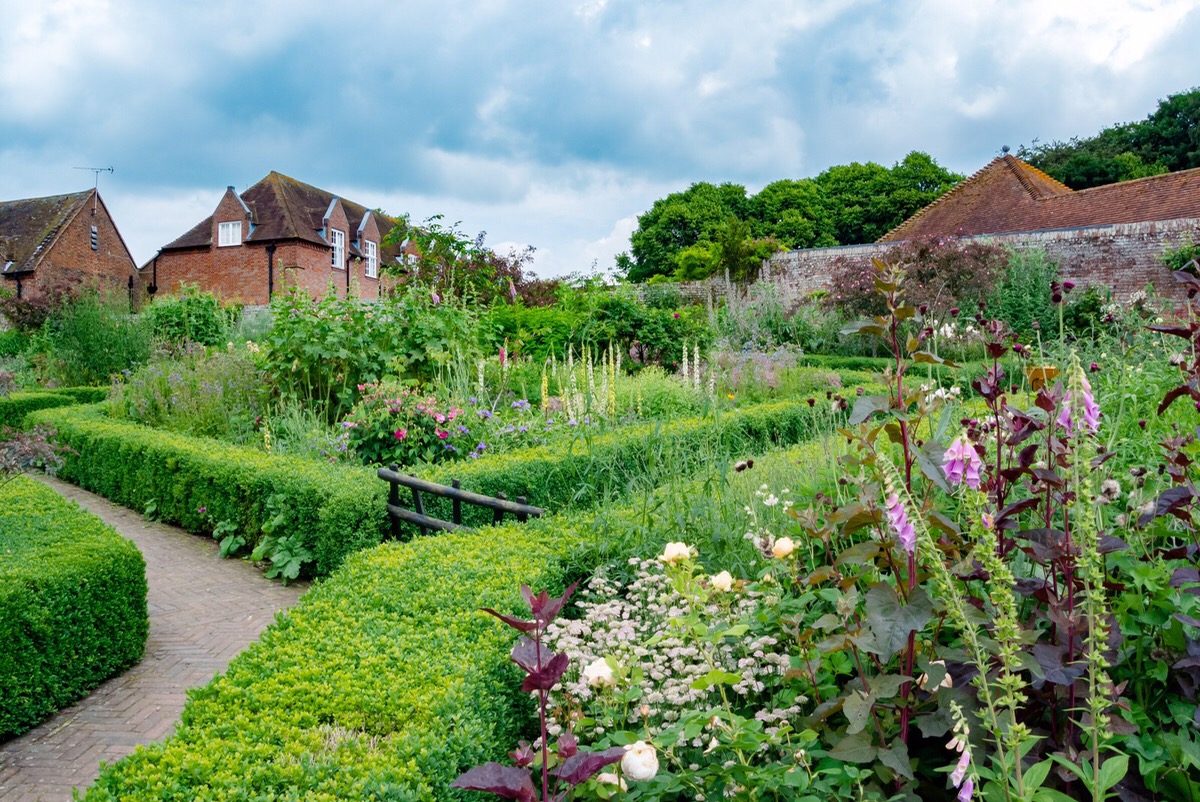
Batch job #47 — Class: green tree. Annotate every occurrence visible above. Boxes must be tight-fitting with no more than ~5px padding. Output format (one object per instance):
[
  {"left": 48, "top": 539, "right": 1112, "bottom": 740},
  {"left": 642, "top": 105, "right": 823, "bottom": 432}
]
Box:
[
  {"left": 747, "top": 179, "right": 836, "bottom": 248},
  {"left": 627, "top": 182, "right": 748, "bottom": 282}
]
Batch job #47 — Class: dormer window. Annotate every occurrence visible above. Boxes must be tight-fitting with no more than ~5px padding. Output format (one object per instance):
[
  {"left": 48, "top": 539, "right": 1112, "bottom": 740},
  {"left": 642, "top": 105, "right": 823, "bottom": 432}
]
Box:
[
  {"left": 218, "top": 221, "right": 242, "bottom": 247},
  {"left": 330, "top": 229, "right": 346, "bottom": 270},
  {"left": 364, "top": 240, "right": 378, "bottom": 278}
]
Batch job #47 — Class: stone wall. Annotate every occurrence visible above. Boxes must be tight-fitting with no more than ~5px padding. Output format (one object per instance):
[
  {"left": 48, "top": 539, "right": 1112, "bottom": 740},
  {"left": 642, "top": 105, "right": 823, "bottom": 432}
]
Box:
[{"left": 759, "top": 217, "right": 1200, "bottom": 304}]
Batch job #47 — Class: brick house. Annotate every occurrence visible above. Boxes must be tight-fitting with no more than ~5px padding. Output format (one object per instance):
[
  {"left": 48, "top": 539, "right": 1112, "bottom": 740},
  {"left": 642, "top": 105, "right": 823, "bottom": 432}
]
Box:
[
  {"left": 143, "top": 172, "right": 412, "bottom": 305},
  {"left": 0, "top": 189, "right": 138, "bottom": 303}
]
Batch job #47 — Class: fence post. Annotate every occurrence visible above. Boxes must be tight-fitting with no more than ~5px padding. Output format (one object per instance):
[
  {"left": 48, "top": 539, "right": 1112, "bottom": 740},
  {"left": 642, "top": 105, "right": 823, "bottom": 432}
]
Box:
[
  {"left": 411, "top": 486, "right": 427, "bottom": 537},
  {"left": 494, "top": 492, "right": 507, "bottom": 525},
  {"left": 452, "top": 479, "right": 462, "bottom": 526},
  {"left": 516, "top": 495, "right": 529, "bottom": 523},
  {"left": 387, "top": 463, "right": 401, "bottom": 541}
]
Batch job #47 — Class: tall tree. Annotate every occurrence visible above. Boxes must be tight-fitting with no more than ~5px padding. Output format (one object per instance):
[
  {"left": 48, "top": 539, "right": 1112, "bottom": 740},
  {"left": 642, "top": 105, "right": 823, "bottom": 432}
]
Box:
[{"left": 626, "top": 182, "right": 748, "bottom": 282}]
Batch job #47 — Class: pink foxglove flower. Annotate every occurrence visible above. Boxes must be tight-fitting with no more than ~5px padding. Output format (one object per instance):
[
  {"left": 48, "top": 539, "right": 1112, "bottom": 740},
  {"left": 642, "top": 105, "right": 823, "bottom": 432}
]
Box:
[
  {"left": 958, "top": 777, "right": 974, "bottom": 802},
  {"left": 884, "top": 491, "right": 916, "bottom": 554},
  {"left": 1058, "top": 374, "right": 1100, "bottom": 436},
  {"left": 942, "top": 436, "right": 984, "bottom": 490}
]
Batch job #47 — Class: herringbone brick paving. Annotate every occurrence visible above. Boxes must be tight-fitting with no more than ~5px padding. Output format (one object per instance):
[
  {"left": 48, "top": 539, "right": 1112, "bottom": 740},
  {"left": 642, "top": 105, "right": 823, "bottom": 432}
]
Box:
[{"left": 0, "top": 476, "right": 308, "bottom": 801}]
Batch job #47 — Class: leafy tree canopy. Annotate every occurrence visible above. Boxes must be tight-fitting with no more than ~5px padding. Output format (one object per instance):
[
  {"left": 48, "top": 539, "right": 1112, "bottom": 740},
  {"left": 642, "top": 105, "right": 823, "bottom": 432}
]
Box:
[
  {"left": 623, "top": 151, "right": 962, "bottom": 283},
  {"left": 1018, "top": 86, "right": 1200, "bottom": 189}
]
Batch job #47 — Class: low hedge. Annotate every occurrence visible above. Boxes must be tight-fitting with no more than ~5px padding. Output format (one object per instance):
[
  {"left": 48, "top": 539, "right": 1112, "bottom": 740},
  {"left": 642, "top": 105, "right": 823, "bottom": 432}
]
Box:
[
  {"left": 414, "top": 395, "right": 870, "bottom": 531},
  {"left": 27, "top": 404, "right": 387, "bottom": 578},
  {"left": 0, "top": 391, "right": 77, "bottom": 429},
  {"left": 0, "top": 387, "right": 107, "bottom": 429},
  {"left": 0, "top": 476, "right": 148, "bottom": 738},
  {"left": 83, "top": 434, "right": 843, "bottom": 799}
]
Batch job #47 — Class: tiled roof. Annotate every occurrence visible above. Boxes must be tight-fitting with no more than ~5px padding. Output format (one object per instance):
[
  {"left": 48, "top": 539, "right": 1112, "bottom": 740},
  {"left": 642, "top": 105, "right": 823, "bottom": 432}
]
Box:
[
  {"left": 161, "top": 172, "right": 406, "bottom": 259},
  {"left": 0, "top": 190, "right": 92, "bottom": 274},
  {"left": 879, "top": 155, "right": 1200, "bottom": 242}
]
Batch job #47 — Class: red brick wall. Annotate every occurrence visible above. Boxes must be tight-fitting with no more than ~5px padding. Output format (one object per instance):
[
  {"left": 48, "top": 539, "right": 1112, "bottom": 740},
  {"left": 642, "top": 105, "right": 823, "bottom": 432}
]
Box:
[{"left": 16, "top": 194, "right": 137, "bottom": 303}]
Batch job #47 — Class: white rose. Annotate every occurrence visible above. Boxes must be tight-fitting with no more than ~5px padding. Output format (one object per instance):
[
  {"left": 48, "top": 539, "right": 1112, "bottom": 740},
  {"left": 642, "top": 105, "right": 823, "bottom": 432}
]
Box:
[
  {"left": 710, "top": 571, "right": 733, "bottom": 592},
  {"left": 658, "top": 542, "right": 692, "bottom": 564},
  {"left": 621, "top": 740, "right": 659, "bottom": 782},
  {"left": 771, "top": 537, "right": 795, "bottom": 559},
  {"left": 596, "top": 772, "right": 627, "bottom": 790},
  {"left": 582, "top": 657, "right": 615, "bottom": 688}
]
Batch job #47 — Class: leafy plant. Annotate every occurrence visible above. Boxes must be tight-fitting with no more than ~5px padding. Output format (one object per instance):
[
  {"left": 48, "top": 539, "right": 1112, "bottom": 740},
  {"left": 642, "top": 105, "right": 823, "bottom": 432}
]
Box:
[{"left": 453, "top": 581, "right": 629, "bottom": 802}]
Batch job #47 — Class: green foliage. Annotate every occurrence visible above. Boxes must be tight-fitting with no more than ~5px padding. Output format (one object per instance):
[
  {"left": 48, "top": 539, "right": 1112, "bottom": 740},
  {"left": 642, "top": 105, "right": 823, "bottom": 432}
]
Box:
[
  {"left": 83, "top": 522, "right": 574, "bottom": 801},
  {"left": 32, "top": 288, "right": 152, "bottom": 386},
  {"left": 986, "top": 248, "right": 1060, "bottom": 340},
  {"left": 483, "top": 304, "right": 584, "bottom": 363},
  {"left": 625, "top": 153, "right": 962, "bottom": 282},
  {"left": 107, "top": 344, "right": 269, "bottom": 443},
  {"left": 0, "top": 390, "right": 77, "bottom": 429},
  {"left": 0, "top": 476, "right": 147, "bottom": 738},
  {"left": 1019, "top": 86, "right": 1200, "bottom": 188},
  {"left": 627, "top": 182, "right": 750, "bottom": 282},
  {"left": 141, "top": 286, "right": 230, "bottom": 346},
  {"left": 1062, "top": 286, "right": 1110, "bottom": 338},
  {"left": 27, "top": 404, "right": 387, "bottom": 578},
  {"left": 1160, "top": 237, "right": 1200, "bottom": 272},
  {"left": 262, "top": 284, "right": 480, "bottom": 421},
  {"left": 0, "top": 327, "right": 23, "bottom": 358}
]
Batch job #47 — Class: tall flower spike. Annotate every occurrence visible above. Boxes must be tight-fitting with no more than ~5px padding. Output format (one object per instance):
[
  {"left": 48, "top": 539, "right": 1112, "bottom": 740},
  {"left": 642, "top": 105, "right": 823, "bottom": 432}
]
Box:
[
  {"left": 942, "top": 434, "right": 984, "bottom": 490},
  {"left": 883, "top": 480, "right": 917, "bottom": 554},
  {"left": 1057, "top": 361, "right": 1101, "bottom": 437}
]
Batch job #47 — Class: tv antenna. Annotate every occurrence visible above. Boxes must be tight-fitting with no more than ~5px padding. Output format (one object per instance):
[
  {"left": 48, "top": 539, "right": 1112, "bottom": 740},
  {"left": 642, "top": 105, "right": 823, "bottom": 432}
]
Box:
[{"left": 73, "top": 166, "right": 113, "bottom": 212}]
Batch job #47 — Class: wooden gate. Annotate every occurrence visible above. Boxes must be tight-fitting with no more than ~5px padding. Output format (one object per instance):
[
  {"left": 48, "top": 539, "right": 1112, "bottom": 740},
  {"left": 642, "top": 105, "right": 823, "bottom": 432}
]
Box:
[{"left": 378, "top": 464, "right": 545, "bottom": 539}]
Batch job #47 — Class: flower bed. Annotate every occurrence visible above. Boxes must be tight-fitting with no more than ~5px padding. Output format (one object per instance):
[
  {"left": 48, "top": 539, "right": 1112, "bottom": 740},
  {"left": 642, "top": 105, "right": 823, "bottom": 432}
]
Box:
[{"left": 0, "top": 476, "right": 148, "bottom": 738}]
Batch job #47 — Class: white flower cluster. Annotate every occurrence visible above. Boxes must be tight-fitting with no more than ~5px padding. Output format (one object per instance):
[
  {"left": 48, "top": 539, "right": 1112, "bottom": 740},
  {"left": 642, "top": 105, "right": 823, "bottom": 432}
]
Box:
[{"left": 544, "top": 559, "right": 796, "bottom": 740}]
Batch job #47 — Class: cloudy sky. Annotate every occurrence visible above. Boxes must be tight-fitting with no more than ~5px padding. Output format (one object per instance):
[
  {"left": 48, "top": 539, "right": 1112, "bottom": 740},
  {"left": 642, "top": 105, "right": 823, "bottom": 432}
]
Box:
[{"left": 1, "top": 0, "right": 1197, "bottom": 277}]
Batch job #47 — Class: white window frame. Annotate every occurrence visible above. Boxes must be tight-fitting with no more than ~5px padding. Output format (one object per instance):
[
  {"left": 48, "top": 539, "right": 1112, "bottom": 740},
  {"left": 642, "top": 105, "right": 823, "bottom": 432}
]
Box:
[
  {"left": 218, "top": 221, "right": 242, "bottom": 247},
  {"left": 364, "top": 240, "right": 378, "bottom": 278},
  {"left": 330, "top": 229, "right": 346, "bottom": 270}
]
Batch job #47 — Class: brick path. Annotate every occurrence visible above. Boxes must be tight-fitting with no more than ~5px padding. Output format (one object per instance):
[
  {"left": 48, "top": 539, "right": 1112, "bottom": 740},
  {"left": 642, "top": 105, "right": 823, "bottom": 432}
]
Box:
[{"left": 0, "top": 477, "right": 308, "bottom": 802}]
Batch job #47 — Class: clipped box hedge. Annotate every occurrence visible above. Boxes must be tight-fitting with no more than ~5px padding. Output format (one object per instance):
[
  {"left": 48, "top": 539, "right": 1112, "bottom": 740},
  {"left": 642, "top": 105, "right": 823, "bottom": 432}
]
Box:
[
  {"left": 0, "top": 476, "right": 148, "bottom": 738},
  {"left": 0, "top": 386, "right": 108, "bottom": 429},
  {"left": 28, "top": 404, "right": 387, "bottom": 577},
  {"left": 413, "top": 395, "right": 875, "bottom": 531},
  {"left": 0, "top": 391, "right": 77, "bottom": 429}
]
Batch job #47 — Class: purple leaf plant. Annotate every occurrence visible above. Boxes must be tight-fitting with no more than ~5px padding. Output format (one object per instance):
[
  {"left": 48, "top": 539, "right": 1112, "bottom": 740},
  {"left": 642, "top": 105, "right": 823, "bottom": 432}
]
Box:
[{"left": 454, "top": 582, "right": 625, "bottom": 802}]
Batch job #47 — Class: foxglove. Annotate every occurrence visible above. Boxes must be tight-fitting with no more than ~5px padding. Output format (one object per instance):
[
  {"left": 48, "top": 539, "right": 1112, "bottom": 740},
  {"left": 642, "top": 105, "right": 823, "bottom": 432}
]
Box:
[{"left": 942, "top": 435, "right": 984, "bottom": 490}]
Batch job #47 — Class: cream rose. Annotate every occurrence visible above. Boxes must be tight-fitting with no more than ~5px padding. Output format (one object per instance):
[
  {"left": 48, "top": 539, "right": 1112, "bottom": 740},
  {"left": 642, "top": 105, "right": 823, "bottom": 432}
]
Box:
[
  {"left": 771, "top": 537, "right": 795, "bottom": 559},
  {"left": 581, "top": 657, "right": 615, "bottom": 688},
  {"left": 596, "top": 772, "right": 627, "bottom": 790},
  {"left": 621, "top": 740, "right": 659, "bottom": 782},
  {"left": 710, "top": 571, "right": 733, "bottom": 592},
  {"left": 658, "top": 541, "right": 692, "bottom": 564}
]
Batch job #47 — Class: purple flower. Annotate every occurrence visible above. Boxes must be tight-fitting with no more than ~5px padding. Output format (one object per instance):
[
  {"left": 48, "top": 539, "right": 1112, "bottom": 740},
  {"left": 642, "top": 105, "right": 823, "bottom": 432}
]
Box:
[
  {"left": 958, "top": 777, "right": 974, "bottom": 802},
  {"left": 197, "top": 506, "right": 207, "bottom": 515},
  {"left": 884, "top": 491, "right": 916, "bottom": 554},
  {"left": 430, "top": 290, "right": 441, "bottom": 305},
  {"left": 1057, "top": 374, "right": 1100, "bottom": 436},
  {"left": 942, "top": 436, "right": 983, "bottom": 490}
]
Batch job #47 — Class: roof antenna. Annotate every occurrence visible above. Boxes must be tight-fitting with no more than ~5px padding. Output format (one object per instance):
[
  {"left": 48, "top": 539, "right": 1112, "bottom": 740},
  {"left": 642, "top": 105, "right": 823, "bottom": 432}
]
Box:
[{"left": 73, "top": 166, "right": 113, "bottom": 213}]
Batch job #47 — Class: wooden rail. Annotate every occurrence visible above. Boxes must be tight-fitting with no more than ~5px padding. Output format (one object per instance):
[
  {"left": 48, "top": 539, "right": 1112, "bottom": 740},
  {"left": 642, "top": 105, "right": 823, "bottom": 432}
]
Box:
[{"left": 378, "top": 464, "right": 545, "bottom": 539}]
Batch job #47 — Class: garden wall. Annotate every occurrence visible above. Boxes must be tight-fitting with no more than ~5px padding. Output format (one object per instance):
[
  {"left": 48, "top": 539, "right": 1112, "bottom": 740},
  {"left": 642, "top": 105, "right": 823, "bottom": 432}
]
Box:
[
  {"left": 653, "top": 217, "right": 1200, "bottom": 305},
  {"left": 761, "top": 217, "right": 1200, "bottom": 304}
]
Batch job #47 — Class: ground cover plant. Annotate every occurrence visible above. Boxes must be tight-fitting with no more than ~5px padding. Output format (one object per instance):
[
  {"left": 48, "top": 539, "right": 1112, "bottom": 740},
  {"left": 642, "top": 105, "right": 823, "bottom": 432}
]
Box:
[{"left": 0, "top": 475, "right": 148, "bottom": 738}]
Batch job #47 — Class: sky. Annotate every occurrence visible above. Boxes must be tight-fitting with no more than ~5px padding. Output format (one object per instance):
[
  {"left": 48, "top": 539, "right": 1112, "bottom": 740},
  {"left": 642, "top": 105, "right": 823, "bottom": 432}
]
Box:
[{"left": 1, "top": 0, "right": 1198, "bottom": 278}]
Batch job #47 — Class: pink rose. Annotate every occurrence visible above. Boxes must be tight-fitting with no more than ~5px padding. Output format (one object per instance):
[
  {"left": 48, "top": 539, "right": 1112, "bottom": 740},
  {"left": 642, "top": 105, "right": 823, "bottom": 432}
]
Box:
[
  {"left": 394, "top": 428, "right": 407, "bottom": 440},
  {"left": 436, "top": 429, "right": 449, "bottom": 440}
]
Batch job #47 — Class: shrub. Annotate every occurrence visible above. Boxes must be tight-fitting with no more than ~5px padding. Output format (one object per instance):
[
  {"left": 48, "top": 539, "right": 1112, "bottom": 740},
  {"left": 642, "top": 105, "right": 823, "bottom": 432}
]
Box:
[
  {"left": 33, "top": 288, "right": 152, "bottom": 386},
  {"left": 986, "top": 248, "right": 1060, "bottom": 339},
  {"left": 0, "top": 476, "right": 147, "bottom": 738},
  {"left": 482, "top": 304, "right": 584, "bottom": 363},
  {"left": 107, "top": 344, "right": 269, "bottom": 443},
  {"left": 140, "top": 286, "right": 229, "bottom": 346},
  {"left": 0, "top": 327, "right": 23, "bottom": 358},
  {"left": 27, "top": 404, "right": 386, "bottom": 578}
]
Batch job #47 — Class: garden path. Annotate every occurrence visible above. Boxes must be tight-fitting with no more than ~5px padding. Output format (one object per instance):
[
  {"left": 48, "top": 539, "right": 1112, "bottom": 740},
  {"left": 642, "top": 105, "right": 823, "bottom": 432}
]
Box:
[{"left": 0, "top": 476, "right": 308, "bottom": 802}]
